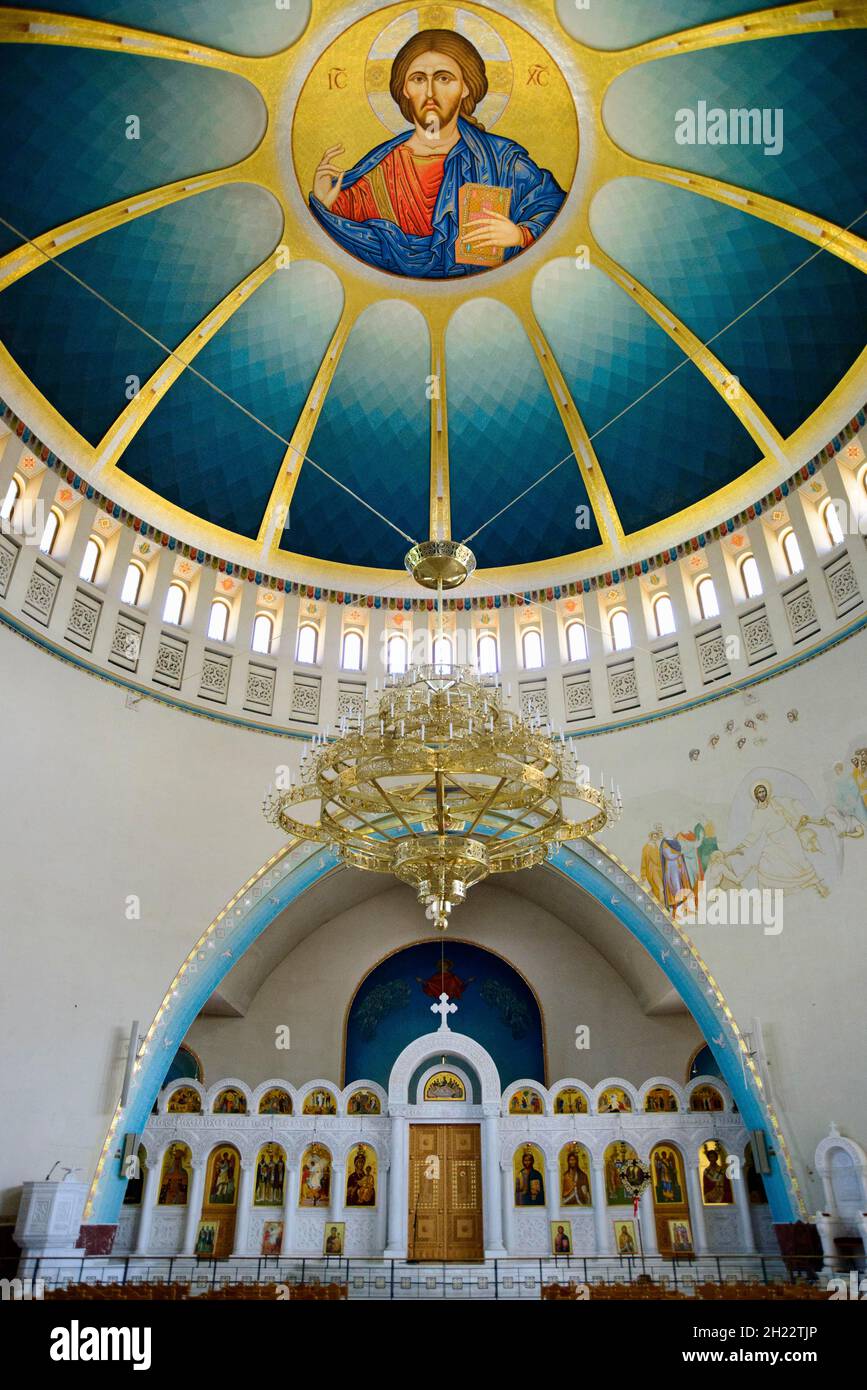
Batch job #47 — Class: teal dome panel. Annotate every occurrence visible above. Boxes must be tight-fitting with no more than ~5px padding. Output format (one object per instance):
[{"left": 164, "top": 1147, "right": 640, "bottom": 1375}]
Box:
[
  {"left": 591, "top": 178, "right": 867, "bottom": 439},
  {"left": 557, "top": 0, "right": 757, "bottom": 50},
  {"left": 603, "top": 32, "right": 867, "bottom": 229},
  {"left": 118, "top": 262, "right": 343, "bottom": 539},
  {"left": 0, "top": 45, "right": 266, "bottom": 244},
  {"left": 0, "top": 185, "right": 283, "bottom": 445},
  {"left": 533, "top": 261, "right": 761, "bottom": 534},
  {"left": 24, "top": 0, "right": 312, "bottom": 56},
  {"left": 285, "top": 301, "right": 431, "bottom": 569},
  {"left": 446, "top": 300, "right": 600, "bottom": 566}
]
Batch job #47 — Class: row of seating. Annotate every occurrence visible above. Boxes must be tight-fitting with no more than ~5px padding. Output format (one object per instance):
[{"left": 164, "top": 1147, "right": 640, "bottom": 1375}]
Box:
[
  {"left": 543, "top": 1279, "right": 828, "bottom": 1301},
  {"left": 44, "top": 1280, "right": 348, "bottom": 1301}
]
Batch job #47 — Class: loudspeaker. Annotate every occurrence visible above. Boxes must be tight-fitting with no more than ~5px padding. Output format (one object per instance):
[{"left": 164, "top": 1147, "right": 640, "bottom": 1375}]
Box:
[{"left": 750, "top": 1128, "right": 772, "bottom": 1174}]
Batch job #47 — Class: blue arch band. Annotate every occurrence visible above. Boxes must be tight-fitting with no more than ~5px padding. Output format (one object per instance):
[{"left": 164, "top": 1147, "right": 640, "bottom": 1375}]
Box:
[{"left": 87, "top": 839, "right": 798, "bottom": 1225}]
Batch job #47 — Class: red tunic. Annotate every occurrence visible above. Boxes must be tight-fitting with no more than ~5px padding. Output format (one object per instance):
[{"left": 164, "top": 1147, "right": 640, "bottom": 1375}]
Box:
[
  {"left": 330, "top": 144, "right": 534, "bottom": 246},
  {"left": 332, "top": 145, "right": 446, "bottom": 235}
]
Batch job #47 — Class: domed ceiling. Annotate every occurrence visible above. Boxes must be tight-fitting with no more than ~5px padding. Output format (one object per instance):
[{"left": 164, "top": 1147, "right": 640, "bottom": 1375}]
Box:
[{"left": 0, "top": 0, "right": 864, "bottom": 587}]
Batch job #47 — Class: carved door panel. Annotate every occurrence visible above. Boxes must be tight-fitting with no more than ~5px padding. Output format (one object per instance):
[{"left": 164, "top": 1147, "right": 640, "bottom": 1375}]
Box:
[
  {"left": 408, "top": 1124, "right": 483, "bottom": 1261},
  {"left": 445, "top": 1124, "right": 483, "bottom": 1260}
]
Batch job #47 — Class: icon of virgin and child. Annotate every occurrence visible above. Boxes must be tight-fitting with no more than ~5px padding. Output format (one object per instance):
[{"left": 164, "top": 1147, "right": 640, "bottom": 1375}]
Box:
[{"left": 309, "top": 28, "right": 566, "bottom": 278}]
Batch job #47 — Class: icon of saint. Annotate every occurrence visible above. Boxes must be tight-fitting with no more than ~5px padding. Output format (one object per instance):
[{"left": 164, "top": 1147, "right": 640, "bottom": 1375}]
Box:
[{"left": 309, "top": 29, "right": 566, "bottom": 278}]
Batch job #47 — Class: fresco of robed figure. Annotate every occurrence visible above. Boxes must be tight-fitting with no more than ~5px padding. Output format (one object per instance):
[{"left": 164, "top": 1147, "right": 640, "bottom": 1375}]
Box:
[{"left": 309, "top": 29, "right": 566, "bottom": 278}]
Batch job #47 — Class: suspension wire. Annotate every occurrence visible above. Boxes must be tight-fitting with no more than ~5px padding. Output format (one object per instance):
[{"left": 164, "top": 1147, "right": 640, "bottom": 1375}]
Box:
[
  {"left": 460, "top": 207, "right": 867, "bottom": 547},
  {"left": 0, "top": 214, "right": 418, "bottom": 546}
]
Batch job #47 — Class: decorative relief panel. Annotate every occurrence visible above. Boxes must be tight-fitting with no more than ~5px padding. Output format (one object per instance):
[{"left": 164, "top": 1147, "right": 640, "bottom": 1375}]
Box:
[
  {"left": 703, "top": 1208, "right": 742, "bottom": 1253},
  {"left": 563, "top": 670, "right": 594, "bottom": 722},
  {"left": 519, "top": 679, "right": 548, "bottom": 723},
  {"left": 782, "top": 579, "right": 820, "bottom": 644},
  {"left": 199, "top": 648, "right": 231, "bottom": 704},
  {"left": 112, "top": 1209, "right": 139, "bottom": 1256},
  {"left": 291, "top": 672, "right": 321, "bottom": 724},
  {"left": 153, "top": 632, "right": 187, "bottom": 690},
  {"left": 0, "top": 532, "right": 20, "bottom": 598},
  {"left": 22, "top": 560, "right": 61, "bottom": 626},
  {"left": 512, "top": 1211, "right": 549, "bottom": 1256},
  {"left": 823, "top": 550, "right": 862, "bottom": 618},
  {"left": 739, "top": 605, "right": 776, "bottom": 666},
  {"left": 652, "top": 642, "right": 685, "bottom": 699},
  {"left": 244, "top": 662, "right": 276, "bottom": 715},
  {"left": 607, "top": 657, "right": 639, "bottom": 712},
  {"left": 695, "top": 624, "right": 730, "bottom": 684},
  {"left": 337, "top": 680, "right": 366, "bottom": 728},
  {"left": 65, "top": 588, "right": 101, "bottom": 653},
  {"left": 109, "top": 614, "right": 144, "bottom": 673}
]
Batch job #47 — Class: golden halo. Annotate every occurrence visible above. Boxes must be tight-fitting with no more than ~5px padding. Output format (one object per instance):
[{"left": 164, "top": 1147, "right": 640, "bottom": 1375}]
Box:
[
  {"left": 291, "top": 3, "right": 578, "bottom": 223},
  {"left": 365, "top": 4, "right": 513, "bottom": 135}
]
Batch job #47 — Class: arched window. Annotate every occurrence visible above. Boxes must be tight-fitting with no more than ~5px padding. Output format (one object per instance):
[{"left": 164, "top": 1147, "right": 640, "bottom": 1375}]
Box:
[
  {"left": 296, "top": 622, "right": 318, "bottom": 664},
  {"left": 432, "top": 634, "right": 452, "bottom": 669},
  {"left": 0, "top": 477, "right": 21, "bottom": 523},
  {"left": 121, "top": 562, "right": 144, "bottom": 607},
  {"left": 565, "top": 620, "right": 587, "bottom": 663},
  {"left": 780, "top": 528, "right": 803, "bottom": 576},
  {"left": 342, "top": 629, "right": 363, "bottom": 671},
  {"left": 610, "top": 608, "right": 631, "bottom": 652},
  {"left": 251, "top": 613, "right": 273, "bottom": 655},
  {"left": 79, "top": 536, "right": 101, "bottom": 584},
  {"left": 163, "top": 581, "right": 186, "bottom": 626},
  {"left": 653, "top": 594, "right": 676, "bottom": 637},
  {"left": 739, "top": 554, "right": 763, "bottom": 599},
  {"left": 477, "top": 632, "right": 498, "bottom": 674},
  {"left": 822, "top": 498, "right": 845, "bottom": 547},
  {"left": 39, "top": 507, "right": 61, "bottom": 556},
  {"left": 522, "top": 628, "right": 543, "bottom": 670},
  {"left": 207, "top": 599, "right": 230, "bottom": 642},
  {"left": 696, "top": 574, "right": 719, "bottom": 620},
  {"left": 387, "top": 632, "right": 407, "bottom": 675}
]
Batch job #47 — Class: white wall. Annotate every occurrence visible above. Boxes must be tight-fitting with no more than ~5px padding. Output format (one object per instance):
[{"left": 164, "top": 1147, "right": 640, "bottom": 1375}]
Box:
[
  {"left": 1, "top": 619, "right": 865, "bottom": 1221},
  {"left": 185, "top": 881, "right": 702, "bottom": 1090}
]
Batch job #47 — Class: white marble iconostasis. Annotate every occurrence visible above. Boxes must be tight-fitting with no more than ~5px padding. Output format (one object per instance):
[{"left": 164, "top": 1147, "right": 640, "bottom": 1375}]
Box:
[{"left": 116, "top": 1029, "right": 778, "bottom": 1261}]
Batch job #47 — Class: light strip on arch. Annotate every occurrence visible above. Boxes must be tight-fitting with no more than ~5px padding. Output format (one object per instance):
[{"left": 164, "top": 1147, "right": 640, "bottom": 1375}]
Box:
[
  {"left": 94, "top": 249, "right": 285, "bottom": 483},
  {"left": 620, "top": 162, "right": 867, "bottom": 275},
  {"left": 0, "top": 7, "right": 261, "bottom": 76},
  {"left": 613, "top": 2, "right": 860, "bottom": 67},
  {"left": 255, "top": 298, "right": 358, "bottom": 558},
  {"left": 590, "top": 235, "right": 788, "bottom": 463},
  {"left": 83, "top": 837, "right": 803, "bottom": 1227}
]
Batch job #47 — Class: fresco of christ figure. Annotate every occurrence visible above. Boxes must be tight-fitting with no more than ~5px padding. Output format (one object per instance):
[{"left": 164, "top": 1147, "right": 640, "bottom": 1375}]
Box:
[{"left": 308, "top": 28, "right": 566, "bottom": 278}]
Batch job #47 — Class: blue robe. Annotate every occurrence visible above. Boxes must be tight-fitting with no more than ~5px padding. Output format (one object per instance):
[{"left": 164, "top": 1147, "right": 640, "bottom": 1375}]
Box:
[{"left": 309, "top": 117, "right": 566, "bottom": 278}]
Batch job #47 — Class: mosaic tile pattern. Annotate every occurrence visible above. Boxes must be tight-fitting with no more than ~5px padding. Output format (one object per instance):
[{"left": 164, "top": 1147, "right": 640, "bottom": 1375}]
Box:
[
  {"left": 0, "top": 185, "right": 283, "bottom": 444},
  {"left": 533, "top": 262, "right": 760, "bottom": 535},
  {"left": 0, "top": 46, "right": 266, "bottom": 242},
  {"left": 446, "top": 299, "right": 600, "bottom": 567},
  {"left": 288, "top": 301, "right": 431, "bottom": 569},
  {"left": 26, "top": 0, "right": 311, "bottom": 56},
  {"left": 557, "top": 0, "right": 758, "bottom": 50},
  {"left": 591, "top": 178, "right": 867, "bottom": 440},
  {"left": 119, "top": 262, "right": 344, "bottom": 538},
  {"left": 604, "top": 32, "right": 867, "bottom": 229}
]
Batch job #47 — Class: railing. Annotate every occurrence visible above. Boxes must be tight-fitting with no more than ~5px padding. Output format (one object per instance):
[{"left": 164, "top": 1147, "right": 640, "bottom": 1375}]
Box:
[{"left": 21, "top": 1252, "right": 825, "bottom": 1300}]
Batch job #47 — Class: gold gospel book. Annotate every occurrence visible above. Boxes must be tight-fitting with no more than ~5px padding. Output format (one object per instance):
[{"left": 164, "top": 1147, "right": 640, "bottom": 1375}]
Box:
[{"left": 455, "top": 182, "right": 513, "bottom": 267}]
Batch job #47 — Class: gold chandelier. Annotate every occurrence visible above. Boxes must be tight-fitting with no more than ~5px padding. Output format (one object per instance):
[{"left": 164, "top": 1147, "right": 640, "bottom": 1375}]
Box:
[{"left": 264, "top": 542, "right": 621, "bottom": 931}]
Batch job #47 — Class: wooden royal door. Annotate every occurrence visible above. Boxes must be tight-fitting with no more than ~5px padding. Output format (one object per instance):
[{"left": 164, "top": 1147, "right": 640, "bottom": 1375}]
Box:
[{"left": 408, "top": 1124, "right": 484, "bottom": 1261}]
